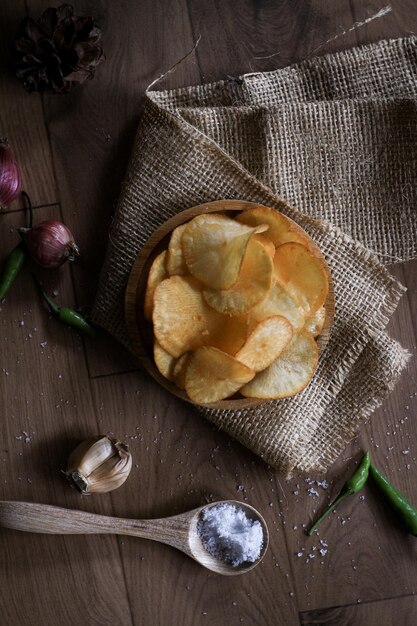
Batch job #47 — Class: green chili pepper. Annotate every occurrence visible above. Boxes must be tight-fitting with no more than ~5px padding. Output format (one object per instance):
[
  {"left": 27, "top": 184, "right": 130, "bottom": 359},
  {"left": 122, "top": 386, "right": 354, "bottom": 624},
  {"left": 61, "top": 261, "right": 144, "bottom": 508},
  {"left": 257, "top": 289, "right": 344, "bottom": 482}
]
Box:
[
  {"left": 307, "top": 451, "right": 370, "bottom": 535},
  {"left": 33, "top": 274, "right": 99, "bottom": 338},
  {"left": 0, "top": 242, "right": 26, "bottom": 300},
  {"left": 370, "top": 464, "right": 417, "bottom": 536},
  {"left": 0, "top": 192, "right": 33, "bottom": 301}
]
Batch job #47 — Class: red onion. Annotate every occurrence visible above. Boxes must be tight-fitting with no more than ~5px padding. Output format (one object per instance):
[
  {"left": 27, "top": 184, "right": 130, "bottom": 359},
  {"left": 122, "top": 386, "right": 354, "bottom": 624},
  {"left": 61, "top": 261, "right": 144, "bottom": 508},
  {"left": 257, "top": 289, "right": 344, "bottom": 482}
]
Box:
[
  {"left": 0, "top": 139, "right": 22, "bottom": 207},
  {"left": 19, "top": 220, "right": 80, "bottom": 268}
]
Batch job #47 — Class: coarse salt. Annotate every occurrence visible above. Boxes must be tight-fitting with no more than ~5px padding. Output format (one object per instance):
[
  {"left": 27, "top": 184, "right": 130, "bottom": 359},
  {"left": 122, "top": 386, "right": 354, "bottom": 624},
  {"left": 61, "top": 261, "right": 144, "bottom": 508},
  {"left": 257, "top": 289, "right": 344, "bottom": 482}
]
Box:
[{"left": 197, "top": 503, "right": 263, "bottom": 567}]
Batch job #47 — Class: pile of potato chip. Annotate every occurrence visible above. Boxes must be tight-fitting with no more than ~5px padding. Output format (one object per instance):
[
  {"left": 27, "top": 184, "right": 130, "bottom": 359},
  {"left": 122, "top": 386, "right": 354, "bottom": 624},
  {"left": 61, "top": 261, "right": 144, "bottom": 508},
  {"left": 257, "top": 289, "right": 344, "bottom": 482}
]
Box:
[{"left": 144, "top": 206, "right": 329, "bottom": 404}]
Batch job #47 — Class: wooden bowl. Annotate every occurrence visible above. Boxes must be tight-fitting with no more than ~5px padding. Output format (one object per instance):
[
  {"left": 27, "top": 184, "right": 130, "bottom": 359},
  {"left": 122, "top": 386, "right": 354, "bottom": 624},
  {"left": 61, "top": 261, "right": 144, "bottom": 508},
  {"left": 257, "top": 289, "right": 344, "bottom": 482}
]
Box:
[{"left": 125, "top": 200, "right": 334, "bottom": 409}]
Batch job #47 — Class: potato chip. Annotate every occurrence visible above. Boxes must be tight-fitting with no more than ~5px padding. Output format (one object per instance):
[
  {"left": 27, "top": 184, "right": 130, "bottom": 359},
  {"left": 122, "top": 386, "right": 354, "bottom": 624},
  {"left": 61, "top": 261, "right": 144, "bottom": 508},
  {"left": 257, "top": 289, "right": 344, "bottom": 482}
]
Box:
[
  {"left": 173, "top": 353, "right": 190, "bottom": 389},
  {"left": 153, "top": 275, "right": 248, "bottom": 358},
  {"left": 203, "top": 239, "right": 273, "bottom": 315},
  {"left": 166, "top": 224, "right": 187, "bottom": 276},
  {"left": 249, "top": 283, "right": 306, "bottom": 332},
  {"left": 237, "top": 205, "right": 307, "bottom": 246},
  {"left": 304, "top": 306, "right": 326, "bottom": 338},
  {"left": 236, "top": 316, "right": 293, "bottom": 372},
  {"left": 253, "top": 233, "right": 275, "bottom": 259},
  {"left": 144, "top": 251, "right": 168, "bottom": 322},
  {"left": 154, "top": 341, "right": 177, "bottom": 381},
  {"left": 274, "top": 242, "right": 328, "bottom": 314},
  {"left": 185, "top": 347, "right": 255, "bottom": 403},
  {"left": 182, "top": 213, "right": 267, "bottom": 289},
  {"left": 241, "top": 331, "right": 318, "bottom": 399}
]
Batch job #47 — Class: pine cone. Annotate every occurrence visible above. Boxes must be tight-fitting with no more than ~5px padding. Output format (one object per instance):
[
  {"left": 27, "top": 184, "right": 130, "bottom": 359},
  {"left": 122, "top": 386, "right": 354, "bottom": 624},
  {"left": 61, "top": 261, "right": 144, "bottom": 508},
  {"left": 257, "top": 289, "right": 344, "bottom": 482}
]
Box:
[{"left": 13, "top": 4, "right": 104, "bottom": 94}]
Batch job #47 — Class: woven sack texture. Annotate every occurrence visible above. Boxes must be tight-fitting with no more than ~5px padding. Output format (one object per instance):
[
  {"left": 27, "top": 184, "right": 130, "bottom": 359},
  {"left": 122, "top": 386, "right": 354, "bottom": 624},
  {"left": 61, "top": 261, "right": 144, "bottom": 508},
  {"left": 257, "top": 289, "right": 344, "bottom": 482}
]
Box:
[{"left": 92, "top": 37, "right": 415, "bottom": 474}]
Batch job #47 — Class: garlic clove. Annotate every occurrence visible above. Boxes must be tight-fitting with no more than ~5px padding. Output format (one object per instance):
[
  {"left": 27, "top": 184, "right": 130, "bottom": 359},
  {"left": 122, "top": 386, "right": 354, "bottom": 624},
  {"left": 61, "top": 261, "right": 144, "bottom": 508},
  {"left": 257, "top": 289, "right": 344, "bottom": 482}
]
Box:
[
  {"left": 65, "top": 435, "right": 132, "bottom": 495},
  {"left": 68, "top": 435, "right": 115, "bottom": 477},
  {"left": 85, "top": 445, "right": 133, "bottom": 494}
]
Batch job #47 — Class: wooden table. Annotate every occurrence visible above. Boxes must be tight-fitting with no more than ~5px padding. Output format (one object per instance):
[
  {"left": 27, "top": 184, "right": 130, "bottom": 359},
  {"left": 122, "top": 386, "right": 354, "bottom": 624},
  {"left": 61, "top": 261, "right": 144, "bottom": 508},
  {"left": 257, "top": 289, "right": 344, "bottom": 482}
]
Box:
[{"left": 1, "top": 1, "right": 416, "bottom": 624}]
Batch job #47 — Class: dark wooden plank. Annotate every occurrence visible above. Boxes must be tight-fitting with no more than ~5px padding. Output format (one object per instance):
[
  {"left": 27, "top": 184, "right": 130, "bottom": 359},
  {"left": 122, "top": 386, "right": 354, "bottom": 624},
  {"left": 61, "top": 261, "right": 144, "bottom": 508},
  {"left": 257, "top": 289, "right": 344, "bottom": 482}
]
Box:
[
  {"left": 0, "top": 1, "right": 57, "bottom": 210},
  {"left": 91, "top": 370, "right": 299, "bottom": 626},
  {"left": 0, "top": 205, "right": 133, "bottom": 626},
  {"left": 300, "top": 594, "right": 417, "bottom": 626},
  {"left": 85, "top": 332, "right": 139, "bottom": 379},
  {"left": 186, "top": 0, "right": 357, "bottom": 81},
  {"left": 187, "top": 0, "right": 415, "bottom": 78}
]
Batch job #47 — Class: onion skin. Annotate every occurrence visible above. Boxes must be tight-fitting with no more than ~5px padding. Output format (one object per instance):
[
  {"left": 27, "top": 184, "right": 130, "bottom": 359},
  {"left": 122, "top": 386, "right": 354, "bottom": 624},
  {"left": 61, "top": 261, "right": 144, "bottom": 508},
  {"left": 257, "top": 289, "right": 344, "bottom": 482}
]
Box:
[
  {"left": 0, "top": 140, "right": 22, "bottom": 208},
  {"left": 19, "top": 220, "right": 80, "bottom": 268}
]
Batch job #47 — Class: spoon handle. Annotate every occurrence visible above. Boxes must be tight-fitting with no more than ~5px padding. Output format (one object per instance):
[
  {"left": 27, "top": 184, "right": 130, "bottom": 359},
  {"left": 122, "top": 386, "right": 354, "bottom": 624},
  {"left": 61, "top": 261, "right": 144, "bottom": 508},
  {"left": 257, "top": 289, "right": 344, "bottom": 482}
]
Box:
[
  {"left": 0, "top": 501, "right": 131, "bottom": 534},
  {"left": 0, "top": 501, "right": 192, "bottom": 552}
]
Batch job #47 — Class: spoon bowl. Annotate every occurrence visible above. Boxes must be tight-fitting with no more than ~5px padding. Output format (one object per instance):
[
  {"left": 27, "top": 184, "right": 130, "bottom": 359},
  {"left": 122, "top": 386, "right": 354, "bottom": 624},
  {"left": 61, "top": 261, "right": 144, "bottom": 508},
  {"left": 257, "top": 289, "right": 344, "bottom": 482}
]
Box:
[
  {"left": 187, "top": 500, "right": 269, "bottom": 575},
  {"left": 0, "top": 499, "right": 269, "bottom": 576}
]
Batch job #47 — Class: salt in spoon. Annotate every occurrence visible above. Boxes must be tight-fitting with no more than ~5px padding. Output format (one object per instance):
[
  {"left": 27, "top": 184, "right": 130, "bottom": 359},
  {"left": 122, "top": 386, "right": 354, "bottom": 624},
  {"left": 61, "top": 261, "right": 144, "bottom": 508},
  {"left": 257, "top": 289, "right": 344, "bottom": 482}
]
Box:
[{"left": 0, "top": 499, "right": 269, "bottom": 575}]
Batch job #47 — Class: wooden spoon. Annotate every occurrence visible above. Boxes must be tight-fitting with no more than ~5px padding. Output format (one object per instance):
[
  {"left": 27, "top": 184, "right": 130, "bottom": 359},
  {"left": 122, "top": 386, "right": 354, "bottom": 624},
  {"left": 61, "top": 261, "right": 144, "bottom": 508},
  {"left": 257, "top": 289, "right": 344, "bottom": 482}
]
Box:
[{"left": 0, "top": 499, "right": 269, "bottom": 576}]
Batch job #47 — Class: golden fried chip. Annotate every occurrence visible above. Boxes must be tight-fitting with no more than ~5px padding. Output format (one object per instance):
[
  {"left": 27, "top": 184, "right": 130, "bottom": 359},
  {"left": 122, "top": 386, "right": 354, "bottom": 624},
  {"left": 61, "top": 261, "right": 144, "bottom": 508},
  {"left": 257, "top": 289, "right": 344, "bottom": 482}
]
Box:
[
  {"left": 203, "top": 239, "right": 273, "bottom": 315},
  {"left": 173, "top": 353, "right": 190, "bottom": 389},
  {"left": 274, "top": 242, "right": 328, "bottom": 314},
  {"left": 166, "top": 224, "right": 188, "bottom": 276},
  {"left": 253, "top": 233, "right": 275, "bottom": 259},
  {"left": 237, "top": 205, "right": 307, "bottom": 246},
  {"left": 182, "top": 213, "right": 267, "bottom": 289},
  {"left": 185, "top": 347, "right": 255, "bottom": 403},
  {"left": 241, "top": 331, "right": 318, "bottom": 399},
  {"left": 235, "top": 316, "right": 293, "bottom": 372},
  {"left": 154, "top": 341, "right": 177, "bottom": 381},
  {"left": 249, "top": 283, "right": 306, "bottom": 332},
  {"left": 144, "top": 251, "right": 168, "bottom": 322},
  {"left": 153, "top": 276, "right": 248, "bottom": 358},
  {"left": 304, "top": 306, "right": 326, "bottom": 338}
]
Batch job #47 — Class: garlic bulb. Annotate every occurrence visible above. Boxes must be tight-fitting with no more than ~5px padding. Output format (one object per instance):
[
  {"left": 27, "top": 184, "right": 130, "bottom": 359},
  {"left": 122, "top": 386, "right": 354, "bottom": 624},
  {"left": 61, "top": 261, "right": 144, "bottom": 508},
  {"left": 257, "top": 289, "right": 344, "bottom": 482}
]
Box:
[{"left": 65, "top": 435, "right": 132, "bottom": 495}]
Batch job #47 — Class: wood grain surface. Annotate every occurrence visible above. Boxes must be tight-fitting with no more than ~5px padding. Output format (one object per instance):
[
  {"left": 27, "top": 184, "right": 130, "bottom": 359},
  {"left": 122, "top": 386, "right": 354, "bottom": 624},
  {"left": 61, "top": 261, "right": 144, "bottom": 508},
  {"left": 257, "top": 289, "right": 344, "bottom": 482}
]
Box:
[
  {"left": 0, "top": 1, "right": 416, "bottom": 625},
  {"left": 300, "top": 594, "right": 417, "bottom": 626}
]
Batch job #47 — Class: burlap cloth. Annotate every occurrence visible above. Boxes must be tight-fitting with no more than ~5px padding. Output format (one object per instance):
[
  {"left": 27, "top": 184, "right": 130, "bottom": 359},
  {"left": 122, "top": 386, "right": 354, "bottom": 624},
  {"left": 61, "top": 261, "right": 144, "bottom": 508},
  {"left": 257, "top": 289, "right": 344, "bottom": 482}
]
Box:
[{"left": 92, "top": 36, "right": 417, "bottom": 475}]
